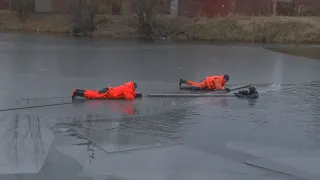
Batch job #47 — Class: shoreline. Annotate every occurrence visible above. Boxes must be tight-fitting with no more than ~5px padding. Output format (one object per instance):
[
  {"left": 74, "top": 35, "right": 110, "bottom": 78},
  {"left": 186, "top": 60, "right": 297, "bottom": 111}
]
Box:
[
  {"left": 1, "top": 30, "right": 319, "bottom": 60},
  {"left": 1, "top": 11, "right": 320, "bottom": 44},
  {"left": 2, "top": 28, "right": 320, "bottom": 46},
  {"left": 2, "top": 30, "right": 320, "bottom": 48}
]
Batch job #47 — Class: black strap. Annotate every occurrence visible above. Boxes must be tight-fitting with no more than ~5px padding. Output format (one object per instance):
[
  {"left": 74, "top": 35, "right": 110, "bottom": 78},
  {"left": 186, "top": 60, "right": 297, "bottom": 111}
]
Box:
[{"left": 98, "top": 88, "right": 109, "bottom": 94}]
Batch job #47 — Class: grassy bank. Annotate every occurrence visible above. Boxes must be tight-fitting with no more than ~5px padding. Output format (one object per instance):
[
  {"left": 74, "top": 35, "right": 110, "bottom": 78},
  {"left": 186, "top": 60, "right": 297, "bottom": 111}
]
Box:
[{"left": 1, "top": 10, "right": 320, "bottom": 43}]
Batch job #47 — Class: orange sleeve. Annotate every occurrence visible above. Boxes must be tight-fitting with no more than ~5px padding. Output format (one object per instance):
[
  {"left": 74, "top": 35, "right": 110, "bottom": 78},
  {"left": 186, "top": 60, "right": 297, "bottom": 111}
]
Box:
[
  {"left": 123, "top": 91, "right": 135, "bottom": 100},
  {"left": 213, "top": 79, "right": 225, "bottom": 90},
  {"left": 209, "top": 81, "right": 215, "bottom": 89}
]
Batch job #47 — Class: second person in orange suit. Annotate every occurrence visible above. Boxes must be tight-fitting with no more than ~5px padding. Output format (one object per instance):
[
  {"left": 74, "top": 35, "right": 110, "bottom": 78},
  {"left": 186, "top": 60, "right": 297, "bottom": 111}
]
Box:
[
  {"left": 72, "top": 81, "right": 142, "bottom": 100},
  {"left": 179, "top": 74, "right": 230, "bottom": 91}
]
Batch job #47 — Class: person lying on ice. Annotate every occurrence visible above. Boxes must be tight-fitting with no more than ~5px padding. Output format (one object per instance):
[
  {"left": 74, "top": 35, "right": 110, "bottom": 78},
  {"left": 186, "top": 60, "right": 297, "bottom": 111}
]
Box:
[
  {"left": 234, "top": 87, "right": 259, "bottom": 99},
  {"left": 179, "top": 74, "right": 230, "bottom": 92},
  {"left": 72, "top": 82, "right": 142, "bottom": 100}
]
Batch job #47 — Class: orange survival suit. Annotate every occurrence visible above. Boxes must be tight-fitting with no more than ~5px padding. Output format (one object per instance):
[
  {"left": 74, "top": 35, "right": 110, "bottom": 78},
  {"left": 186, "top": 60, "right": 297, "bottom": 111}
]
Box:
[
  {"left": 78, "top": 82, "right": 137, "bottom": 100},
  {"left": 182, "top": 76, "right": 227, "bottom": 90}
]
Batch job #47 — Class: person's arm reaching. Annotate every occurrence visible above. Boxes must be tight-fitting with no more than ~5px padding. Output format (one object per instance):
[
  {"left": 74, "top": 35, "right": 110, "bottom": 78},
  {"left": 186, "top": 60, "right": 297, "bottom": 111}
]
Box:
[
  {"left": 213, "top": 79, "right": 225, "bottom": 90},
  {"left": 123, "top": 91, "right": 135, "bottom": 100}
]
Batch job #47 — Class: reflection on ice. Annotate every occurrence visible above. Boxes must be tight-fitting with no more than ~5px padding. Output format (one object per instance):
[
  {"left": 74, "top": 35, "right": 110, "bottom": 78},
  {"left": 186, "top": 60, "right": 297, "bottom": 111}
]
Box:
[
  {"left": 0, "top": 113, "right": 54, "bottom": 174},
  {"left": 72, "top": 128, "right": 163, "bottom": 153}
]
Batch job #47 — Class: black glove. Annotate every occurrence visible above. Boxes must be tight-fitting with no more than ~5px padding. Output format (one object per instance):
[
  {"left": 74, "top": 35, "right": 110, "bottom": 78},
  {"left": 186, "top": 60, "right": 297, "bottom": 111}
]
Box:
[
  {"left": 135, "top": 93, "right": 142, "bottom": 98},
  {"left": 98, "top": 88, "right": 109, "bottom": 94},
  {"left": 225, "top": 88, "right": 231, "bottom": 92}
]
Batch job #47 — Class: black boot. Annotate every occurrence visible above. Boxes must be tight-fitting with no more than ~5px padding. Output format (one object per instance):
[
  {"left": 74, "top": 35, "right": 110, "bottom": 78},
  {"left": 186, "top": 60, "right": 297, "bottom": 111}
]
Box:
[
  {"left": 75, "top": 91, "right": 85, "bottom": 97},
  {"left": 179, "top": 79, "right": 187, "bottom": 87},
  {"left": 72, "top": 89, "right": 85, "bottom": 100}
]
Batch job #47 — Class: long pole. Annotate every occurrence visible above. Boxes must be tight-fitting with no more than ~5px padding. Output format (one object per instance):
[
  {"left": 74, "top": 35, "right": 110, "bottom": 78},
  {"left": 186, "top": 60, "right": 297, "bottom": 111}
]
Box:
[
  {"left": 147, "top": 94, "right": 236, "bottom": 97},
  {"left": 149, "top": 84, "right": 251, "bottom": 98}
]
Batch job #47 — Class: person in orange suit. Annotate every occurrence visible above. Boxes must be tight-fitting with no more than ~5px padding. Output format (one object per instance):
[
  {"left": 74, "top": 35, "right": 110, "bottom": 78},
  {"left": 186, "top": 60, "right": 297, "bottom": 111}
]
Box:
[
  {"left": 179, "top": 74, "right": 230, "bottom": 91},
  {"left": 72, "top": 82, "right": 142, "bottom": 100}
]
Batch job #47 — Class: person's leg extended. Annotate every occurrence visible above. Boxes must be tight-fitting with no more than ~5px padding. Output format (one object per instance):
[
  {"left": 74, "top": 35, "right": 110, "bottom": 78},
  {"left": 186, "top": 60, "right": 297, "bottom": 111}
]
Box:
[
  {"left": 83, "top": 90, "right": 101, "bottom": 99},
  {"left": 179, "top": 78, "right": 206, "bottom": 89},
  {"left": 186, "top": 79, "right": 207, "bottom": 89},
  {"left": 186, "top": 80, "right": 200, "bottom": 86}
]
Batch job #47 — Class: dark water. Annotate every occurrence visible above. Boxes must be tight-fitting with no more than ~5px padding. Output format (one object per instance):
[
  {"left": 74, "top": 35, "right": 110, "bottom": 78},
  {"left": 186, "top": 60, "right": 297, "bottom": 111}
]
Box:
[{"left": 0, "top": 33, "right": 320, "bottom": 180}]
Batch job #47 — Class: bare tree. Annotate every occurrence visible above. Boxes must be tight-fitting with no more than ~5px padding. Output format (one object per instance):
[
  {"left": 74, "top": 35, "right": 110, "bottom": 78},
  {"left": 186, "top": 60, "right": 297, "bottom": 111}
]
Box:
[
  {"left": 130, "top": 0, "right": 169, "bottom": 37},
  {"left": 1, "top": 113, "right": 46, "bottom": 169},
  {"left": 68, "top": 0, "right": 96, "bottom": 36},
  {"left": 14, "top": 0, "right": 34, "bottom": 20}
]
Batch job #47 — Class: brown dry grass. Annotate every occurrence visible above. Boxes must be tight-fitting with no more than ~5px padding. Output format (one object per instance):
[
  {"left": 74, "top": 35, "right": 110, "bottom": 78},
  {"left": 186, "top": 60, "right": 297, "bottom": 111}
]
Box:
[
  {"left": 0, "top": 11, "right": 72, "bottom": 33},
  {"left": 158, "top": 15, "right": 320, "bottom": 43},
  {"left": 1, "top": 10, "right": 320, "bottom": 43},
  {"left": 92, "top": 14, "right": 139, "bottom": 38}
]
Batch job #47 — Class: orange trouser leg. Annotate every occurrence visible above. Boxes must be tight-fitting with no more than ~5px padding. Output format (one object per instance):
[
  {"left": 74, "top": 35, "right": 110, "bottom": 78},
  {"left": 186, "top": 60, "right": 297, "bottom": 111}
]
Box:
[
  {"left": 186, "top": 80, "right": 207, "bottom": 89},
  {"left": 186, "top": 80, "right": 199, "bottom": 86},
  {"left": 84, "top": 90, "right": 109, "bottom": 99},
  {"left": 84, "top": 90, "right": 99, "bottom": 99}
]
